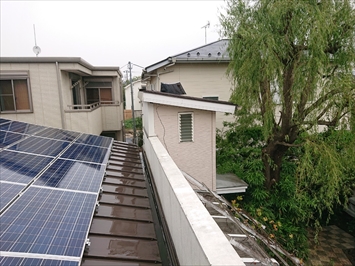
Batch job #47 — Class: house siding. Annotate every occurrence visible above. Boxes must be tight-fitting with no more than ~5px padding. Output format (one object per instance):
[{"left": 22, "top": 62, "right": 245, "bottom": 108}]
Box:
[
  {"left": 146, "top": 63, "right": 235, "bottom": 130},
  {"left": 153, "top": 104, "right": 216, "bottom": 190},
  {"left": 0, "top": 63, "right": 62, "bottom": 128}
]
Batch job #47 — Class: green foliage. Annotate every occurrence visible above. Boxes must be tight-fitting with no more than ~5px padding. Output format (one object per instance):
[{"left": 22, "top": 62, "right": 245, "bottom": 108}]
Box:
[
  {"left": 217, "top": 124, "right": 355, "bottom": 260},
  {"left": 220, "top": 0, "right": 355, "bottom": 191},
  {"left": 124, "top": 117, "right": 142, "bottom": 130}
]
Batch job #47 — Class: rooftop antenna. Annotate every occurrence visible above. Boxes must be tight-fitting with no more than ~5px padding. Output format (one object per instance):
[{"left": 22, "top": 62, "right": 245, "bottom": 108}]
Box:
[
  {"left": 201, "top": 21, "right": 210, "bottom": 44},
  {"left": 33, "top": 24, "right": 41, "bottom": 57}
]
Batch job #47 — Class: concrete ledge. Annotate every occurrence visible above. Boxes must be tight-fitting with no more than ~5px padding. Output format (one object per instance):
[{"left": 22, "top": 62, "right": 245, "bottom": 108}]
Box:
[{"left": 144, "top": 135, "right": 244, "bottom": 266}]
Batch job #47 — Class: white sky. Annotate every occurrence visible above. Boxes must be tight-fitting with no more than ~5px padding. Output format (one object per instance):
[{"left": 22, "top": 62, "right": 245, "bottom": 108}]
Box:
[{"left": 0, "top": 1, "right": 226, "bottom": 76}]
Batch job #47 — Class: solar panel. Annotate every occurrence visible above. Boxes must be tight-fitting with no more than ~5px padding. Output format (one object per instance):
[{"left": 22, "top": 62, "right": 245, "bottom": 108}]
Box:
[
  {"left": 0, "top": 150, "right": 54, "bottom": 184},
  {"left": 0, "top": 182, "right": 26, "bottom": 210},
  {"left": 0, "top": 120, "right": 45, "bottom": 135},
  {"left": 0, "top": 119, "right": 112, "bottom": 264},
  {"left": 75, "top": 133, "right": 112, "bottom": 148},
  {"left": 0, "top": 118, "right": 10, "bottom": 124},
  {"left": 60, "top": 143, "right": 110, "bottom": 164},
  {"left": 0, "top": 131, "right": 27, "bottom": 149},
  {"left": 1, "top": 187, "right": 97, "bottom": 257},
  {"left": 33, "top": 128, "right": 80, "bottom": 142},
  {"left": 8, "top": 136, "right": 70, "bottom": 157},
  {"left": 34, "top": 159, "right": 106, "bottom": 192},
  {"left": 0, "top": 256, "right": 78, "bottom": 266}
]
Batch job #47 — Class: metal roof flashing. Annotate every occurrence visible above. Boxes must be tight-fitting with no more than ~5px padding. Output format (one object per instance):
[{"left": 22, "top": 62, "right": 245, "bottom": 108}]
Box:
[{"left": 140, "top": 90, "right": 236, "bottom": 114}]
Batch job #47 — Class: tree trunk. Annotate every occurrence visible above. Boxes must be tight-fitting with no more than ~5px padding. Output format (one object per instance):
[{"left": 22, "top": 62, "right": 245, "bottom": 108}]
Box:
[{"left": 262, "top": 139, "right": 289, "bottom": 190}]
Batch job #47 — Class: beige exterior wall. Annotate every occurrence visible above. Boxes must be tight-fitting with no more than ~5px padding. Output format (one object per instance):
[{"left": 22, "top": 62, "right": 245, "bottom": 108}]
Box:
[
  {"left": 145, "top": 63, "right": 235, "bottom": 130},
  {"left": 1, "top": 60, "right": 124, "bottom": 139},
  {"left": 0, "top": 63, "right": 63, "bottom": 128},
  {"left": 153, "top": 104, "right": 216, "bottom": 190}
]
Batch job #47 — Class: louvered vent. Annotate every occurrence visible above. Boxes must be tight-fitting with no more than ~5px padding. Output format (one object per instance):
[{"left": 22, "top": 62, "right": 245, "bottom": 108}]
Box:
[{"left": 179, "top": 113, "right": 193, "bottom": 142}]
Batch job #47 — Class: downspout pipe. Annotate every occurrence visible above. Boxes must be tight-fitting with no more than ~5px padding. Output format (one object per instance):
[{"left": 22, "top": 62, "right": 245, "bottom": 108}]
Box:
[{"left": 55, "top": 62, "right": 66, "bottom": 129}]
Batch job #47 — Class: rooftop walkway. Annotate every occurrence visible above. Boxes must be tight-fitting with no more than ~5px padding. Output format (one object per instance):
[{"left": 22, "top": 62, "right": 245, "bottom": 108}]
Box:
[{"left": 82, "top": 141, "right": 164, "bottom": 265}]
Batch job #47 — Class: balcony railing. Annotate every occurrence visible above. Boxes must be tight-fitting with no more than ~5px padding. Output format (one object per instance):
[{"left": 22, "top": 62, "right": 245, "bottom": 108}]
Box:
[{"left": 66, "top": 101, "right": 120, "bottom": 112}]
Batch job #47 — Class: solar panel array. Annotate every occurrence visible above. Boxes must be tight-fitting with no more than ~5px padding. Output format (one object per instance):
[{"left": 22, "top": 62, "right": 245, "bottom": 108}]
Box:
[{"left": 0, "top": 118, "right": 113, "bottom": 265}]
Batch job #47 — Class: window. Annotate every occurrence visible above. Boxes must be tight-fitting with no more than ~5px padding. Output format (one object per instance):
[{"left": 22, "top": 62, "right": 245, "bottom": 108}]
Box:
[
  {"left": 85, "top": 81, "right": 113, "bottom": 104},
  {"left": 0, "top": 72, "right": 32, "bottom": 113},
  {"left": 179, "top": 112, "right": 193, "bottom": 142},
  {"left": 203, "top": 96, "right": 219, "bottom": 101}
]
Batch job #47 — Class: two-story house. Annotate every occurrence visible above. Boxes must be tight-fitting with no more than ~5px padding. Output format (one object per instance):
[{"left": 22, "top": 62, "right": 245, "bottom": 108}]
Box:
[
  {"left": 141, "top": 39, "right": 234, "bottom": 130},
  {"left": 0, "top": 57, "right": 124, "bottom": 140}
]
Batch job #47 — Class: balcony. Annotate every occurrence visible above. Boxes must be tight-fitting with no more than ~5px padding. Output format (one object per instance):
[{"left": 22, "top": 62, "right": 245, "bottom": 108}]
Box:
[{"left": 65, "top": 101, "right": 122, "bottom": 135}]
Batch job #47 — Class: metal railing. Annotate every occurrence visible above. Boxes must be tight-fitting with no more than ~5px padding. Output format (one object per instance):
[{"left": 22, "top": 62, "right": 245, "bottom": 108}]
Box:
[{"left": 66, "top": 101, "right": 119, "bottom": 112}]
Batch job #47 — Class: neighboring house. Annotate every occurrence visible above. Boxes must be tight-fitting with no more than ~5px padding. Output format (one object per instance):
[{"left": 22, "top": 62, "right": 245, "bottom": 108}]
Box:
[
  {"left": 124, "top": 79, "right": 143, "bottom": 120},
  {"left": 139, "top": 89, "right": 247, "bottom": 193},
  {"left": 0, "top": 57, "right": 124, "bottom": 140},
  {"left": 141, "top": 39, "right": 235, "bottom": 130}
]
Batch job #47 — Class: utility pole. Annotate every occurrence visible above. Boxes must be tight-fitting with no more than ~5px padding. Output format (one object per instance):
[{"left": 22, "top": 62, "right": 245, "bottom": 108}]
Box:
[{"left": 128, "top": 62, "right": 136, "bottom": 144}]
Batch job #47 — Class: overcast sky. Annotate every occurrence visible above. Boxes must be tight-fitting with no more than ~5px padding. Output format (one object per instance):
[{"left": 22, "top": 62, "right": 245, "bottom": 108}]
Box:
[{"left": 0, "top": 1, "right": 226, "bottom": 76}]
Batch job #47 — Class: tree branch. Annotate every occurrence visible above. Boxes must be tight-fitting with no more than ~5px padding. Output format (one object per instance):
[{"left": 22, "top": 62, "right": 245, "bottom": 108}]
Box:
[
  {"left": 275, "top": 141, "right": 302, "bottom": 147},
  {"left": 303, "top": 88, "right": 342, "bottom": 118}
]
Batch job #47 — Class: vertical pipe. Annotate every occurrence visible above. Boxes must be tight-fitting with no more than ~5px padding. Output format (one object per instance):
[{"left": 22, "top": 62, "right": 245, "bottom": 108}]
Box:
[
  {"left": 128, "top": 62, "right": 136, "bottom": 144},
  {"left": 55, "top": 62, "right": 66, "bottom": 129}
]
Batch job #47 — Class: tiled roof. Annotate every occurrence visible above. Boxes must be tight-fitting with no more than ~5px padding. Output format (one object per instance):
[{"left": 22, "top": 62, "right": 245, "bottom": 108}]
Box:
[
  {"left": 173, "top": 39, "right": 229, "bottom": 61},
  {"left": 143, "top": 39, "right": 230, "bottom": 74}
]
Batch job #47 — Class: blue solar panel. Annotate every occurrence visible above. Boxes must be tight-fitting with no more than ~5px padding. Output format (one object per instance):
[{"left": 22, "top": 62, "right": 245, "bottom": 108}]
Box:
[
  {"left": 33, "top": 128, "right": 80, "bottom": 142},
  {"left": 34, "top": 159, "right": 106, "bottom": 192},
  {"left": 0, "top": 119, "right": 112, "bottom": 263},
  {"left": 0, "top": 131, "right": 27, "bottom": 149},
  {"left": 75, "top": 133, "right": 112, "bottom": 148},
  {"left": 8, "top": 136, "right": 70, "bottom": 157},
  {"left": 0, "top": 182, "right": 26, "bottom": 210},
  {"left": 0, "top": 187, "right": 97, "bottom": 257},
  {"left": 0, "top": 150, "right": 54, "bottom": 184},
  {"left": 0, "top": 257, "right": 78, "bottom": 266},
  {"left": 0, "top": 118, "right": 10, "bottom": 124},
  {"left": 60, "top": 143, "right": 110, "bottom": 164},
  {"left": 0, "top": 121, "right": 45, "bottom": 135}
]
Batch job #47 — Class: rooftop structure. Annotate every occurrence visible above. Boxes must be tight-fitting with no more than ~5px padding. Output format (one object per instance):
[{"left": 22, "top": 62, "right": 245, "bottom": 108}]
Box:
[{"left": 0, "top": 118, "right": 170, "bottom": 265}]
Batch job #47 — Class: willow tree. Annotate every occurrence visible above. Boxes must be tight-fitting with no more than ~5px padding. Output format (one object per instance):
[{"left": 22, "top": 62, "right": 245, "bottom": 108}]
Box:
[{"left": 220, "top": 0, "right": 355, "bottom": 190}]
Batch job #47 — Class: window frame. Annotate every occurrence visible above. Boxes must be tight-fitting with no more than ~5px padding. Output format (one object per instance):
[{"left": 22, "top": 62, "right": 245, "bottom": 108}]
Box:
[
  {"left": 0, "top": 71, "right": 33, "bottom": 113},
  {"left": 84, "top": 79, "right": 113, "bottom": 104},
  {"left": 178, "top": 112, "right": 194, "bottom": 143}
]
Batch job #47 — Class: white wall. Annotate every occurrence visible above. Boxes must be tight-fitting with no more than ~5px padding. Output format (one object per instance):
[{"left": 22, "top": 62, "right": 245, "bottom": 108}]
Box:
[
  {"left": 124, "top": 80, "right": 142, "bottom": 111},
  {"left": 143, "top": 135, "right": 244, "bottom": 266},
  {"left": 146, "top": 63, "right": 235, "bottom": 129}
]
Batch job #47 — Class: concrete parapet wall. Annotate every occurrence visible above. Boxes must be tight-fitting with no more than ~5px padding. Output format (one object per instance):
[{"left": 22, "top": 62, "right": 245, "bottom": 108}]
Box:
[{"left": 143, "top": 134, "right": 244, "bottom": 266}]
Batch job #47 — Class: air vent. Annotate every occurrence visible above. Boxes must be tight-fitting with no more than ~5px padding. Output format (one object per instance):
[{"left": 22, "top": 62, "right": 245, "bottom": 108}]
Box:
[{"left": 179, "top": 112, "right": 193, "bottom": 142}]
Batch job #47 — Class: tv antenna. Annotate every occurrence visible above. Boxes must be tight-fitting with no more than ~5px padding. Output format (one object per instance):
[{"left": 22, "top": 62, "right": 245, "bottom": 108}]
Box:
[
  {"left": 33, "top": 24, "right": 41, "bottom": 57},
  {"left": 201, "top": 21, "right": 210, "bottom": 44}
]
